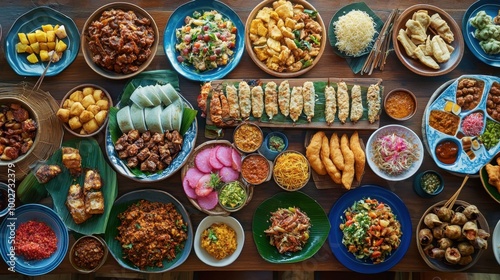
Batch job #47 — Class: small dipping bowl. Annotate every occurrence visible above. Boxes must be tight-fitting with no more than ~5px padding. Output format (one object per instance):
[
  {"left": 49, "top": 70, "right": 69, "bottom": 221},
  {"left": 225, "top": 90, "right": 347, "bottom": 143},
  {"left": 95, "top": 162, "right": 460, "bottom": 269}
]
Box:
[
  {"left": 0, "top": 182, "right": 9, "bottom": 218},
  {"left": 218, "top": 181, "right": 248, "bottom": 212},
  {"left": 241, "top": 153, "right": 272, "bottom": 185},
  {"left": 384, "top": 88, "right": 417, "bottom": 121},
  {"left": 413, "top": 170, "right": 444, "bottom": 198},
  {"left": 233, "top": 122, "right": 263, "bottom": 154},
  {"left": 69, "top": 235, "right": 108, "bottom": 273},
  {"left": 258, "top": 131, "right": 288, "bottom": 161}
]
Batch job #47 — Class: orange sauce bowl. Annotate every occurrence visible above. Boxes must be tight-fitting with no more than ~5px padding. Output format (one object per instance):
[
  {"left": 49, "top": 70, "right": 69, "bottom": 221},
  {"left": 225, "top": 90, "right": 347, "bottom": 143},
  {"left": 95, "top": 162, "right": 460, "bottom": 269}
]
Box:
[{"left": 384, "top": 88, "right": 417, "bottom": 121}]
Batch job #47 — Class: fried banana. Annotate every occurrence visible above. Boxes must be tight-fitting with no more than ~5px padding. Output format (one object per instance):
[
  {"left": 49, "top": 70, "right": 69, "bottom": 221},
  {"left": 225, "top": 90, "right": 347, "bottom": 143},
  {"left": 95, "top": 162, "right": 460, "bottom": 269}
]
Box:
[
  {"left": 340, "top": 134, "right": 355, "bottom": 190},
  {"left": 350, "top": 131, "right": 366, "bottom": 183},
  {"left": 321, "top": 135, "right": 341, "bottom": 184},
  {"left": 329, "top": 133, "right": 344, "bottom": 171}
]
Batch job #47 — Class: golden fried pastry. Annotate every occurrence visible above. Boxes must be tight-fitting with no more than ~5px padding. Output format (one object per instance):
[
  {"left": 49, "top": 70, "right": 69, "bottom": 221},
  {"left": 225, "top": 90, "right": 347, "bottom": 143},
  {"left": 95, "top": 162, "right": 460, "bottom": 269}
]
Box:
[
  {"left": 486, "top": 163, "right": 500, "bottom": 192},
  {"left": 306, "top": 131, "right": 327, "bottom": 175},
  {"left": 321, "top": 135, "right": 341, "bottom": 184},
  {"left": 66, "top": 183, "right": 92, "bottom": 224},
  {"left": 350, "top": 132, "right": 366, "bottom": 183},
  {"left": 62, "top": 147, "right": 82, "bottom": 177},
  {"left": 340, "top": 134, "right": 355, "bottom": 190},
  {"left": 329, "top": 133, "right": 344, "bottom": 171}
]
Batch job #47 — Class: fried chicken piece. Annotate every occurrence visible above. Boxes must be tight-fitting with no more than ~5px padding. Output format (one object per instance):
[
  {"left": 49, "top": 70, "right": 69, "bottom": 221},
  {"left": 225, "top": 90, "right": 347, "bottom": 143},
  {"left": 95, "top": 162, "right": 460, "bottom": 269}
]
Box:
[
  {"left": 62, "top": 147, "right": 82, "bottom": 177},
  {"left": 66, "top": 184, "right": 92, "bottom": 224},
  {"left": 35, "top": 164, "right": 62, "bottom": 183},
  {"left": 85, "top": 191, "right": 104, "bottom": 215},
  {"left": 84, "top": 169, "right": 102, "bottom": 193},
  {"left": 485, "top": 163, "right": 500, "bottom": 192}
]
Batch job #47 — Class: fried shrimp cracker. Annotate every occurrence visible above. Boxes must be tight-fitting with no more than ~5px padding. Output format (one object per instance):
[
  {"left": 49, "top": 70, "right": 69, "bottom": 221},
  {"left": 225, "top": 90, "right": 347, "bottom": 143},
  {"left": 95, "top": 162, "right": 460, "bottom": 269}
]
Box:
[
  {"left": 306, "top": 131, "right": 327, "bottom": 175},
  {"left": 350, "top": 131, "right": 366, "bottom": 183},
  {"left": 340, "top": 133, "right": 355, "bottom": 190},
  {"left": 329, "top": 133, "right": 344, "bottom": 171},
  {"left": 321, "top": 134, "right": 341, "bottom": 184}
]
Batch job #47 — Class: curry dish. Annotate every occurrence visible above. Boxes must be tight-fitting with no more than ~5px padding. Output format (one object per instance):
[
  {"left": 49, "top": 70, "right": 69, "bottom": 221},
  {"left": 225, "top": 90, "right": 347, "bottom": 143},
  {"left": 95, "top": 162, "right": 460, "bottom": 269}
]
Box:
[{"left": 429, "top": 110, "right": 460, "bottom": 136}]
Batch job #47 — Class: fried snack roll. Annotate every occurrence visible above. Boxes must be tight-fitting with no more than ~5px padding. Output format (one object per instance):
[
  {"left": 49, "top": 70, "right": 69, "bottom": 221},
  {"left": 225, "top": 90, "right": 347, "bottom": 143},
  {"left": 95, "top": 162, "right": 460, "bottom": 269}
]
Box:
[
  {"left": 397, "top": 29, "right": 417, "bottom": 58},
  {"left": 265, "top": 81, "right": 278, "bottom": 120},
  {"left": 290, "top": 86, "right": 303, "bottom": 123},
  {"left": 340, "top": 133, "right": 355, "bottom": 190},
  {"left": 337, "top": 82, "right": 349, "bottom": 124},
  {"left": 321, "top": 135, "right": 342, "bottom": 184},
  {"left": 329, "top": 132, "right": 344, "bottom": 171},
  {"left": 219, "top": 91, "right": 230, "bottom": 120},
  {"left": 350, "top": 84, "right": 363, "bottom": 123},
  {"left": 238, "top": 81, "right": 251, "bottom": 119},
  {"left": 302, "top": 81, "right": 315, "bottom": 122},
  {"left": 430, "top": 13, "right": 454, "bottom": 43},
  {"left": 198, "top": 82, "right": 211, "bottom": 117},
  {"left": 251, "top": 85, "right": 264, "bottom": 118},
  {"left": 350, "top": 131, "right": 366, "bottom": 183},
  {"left": 210, "top": 91, "right": 223, "bottom": 126},
  {"left": 324, "top": 85, "right": 337, "bottom": 125},
  {"left": 226, "top": 84, "right": 240, "bottom": 119},
  {"left": 306, "top": 131, "right": 327, "bottom": 175},
  {"left": 367, "top": 83, "right": 381, "bottom": 124},
  {"left": 278, "top": 80, "right": 290, "bottom": 117}
]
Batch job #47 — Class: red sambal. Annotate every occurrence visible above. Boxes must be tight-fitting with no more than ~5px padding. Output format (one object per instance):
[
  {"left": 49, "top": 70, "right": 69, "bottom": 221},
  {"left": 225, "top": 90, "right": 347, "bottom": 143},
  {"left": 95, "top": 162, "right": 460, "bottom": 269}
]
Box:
[{"left": 15, "top": 220, "right": 58, "bottom": 260}]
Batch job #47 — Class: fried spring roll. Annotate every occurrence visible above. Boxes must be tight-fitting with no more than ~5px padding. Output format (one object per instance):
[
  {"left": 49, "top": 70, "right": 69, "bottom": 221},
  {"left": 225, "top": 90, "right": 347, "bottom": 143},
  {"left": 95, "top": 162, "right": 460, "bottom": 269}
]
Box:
[{"left": 264, "top": 81, "right": 278, "bottom": 120}]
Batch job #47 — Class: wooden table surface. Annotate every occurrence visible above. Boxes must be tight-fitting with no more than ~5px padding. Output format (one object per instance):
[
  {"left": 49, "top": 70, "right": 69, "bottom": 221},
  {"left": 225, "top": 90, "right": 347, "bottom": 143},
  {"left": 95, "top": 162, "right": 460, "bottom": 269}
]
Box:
[{"left": 1, "top": 0, "right": 500, "bottom": 275}]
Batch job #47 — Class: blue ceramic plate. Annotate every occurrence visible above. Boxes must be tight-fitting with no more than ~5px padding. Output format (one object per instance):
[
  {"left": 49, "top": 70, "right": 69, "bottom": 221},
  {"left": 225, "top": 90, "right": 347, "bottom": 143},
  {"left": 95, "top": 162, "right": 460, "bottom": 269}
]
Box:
[
  {"left": 0, "top": 204, "right": 69, "bottom": 276},
  {"left": 4, "top": 6, "right": 79, "bottom": 76},
  {"left": 328, "top": 185, "right": 411, "bottom": 274},
  {"left": 328, "top": 2, "right": 383, "bottom": 58},
  {"left": 104, "top": 189, "right": 193, "bottom": 273},
  {"left": 105, "top": 93, "right": 197, "bottom": 182},
  {"left": 423, "top": 75, "right": 500, "bottom": 175},
  {"left": 164, "top": 0, "right": 245, "bottom": 81},
  {"left": 462, "top": 0, "right": 500, "bottom": 67},
  {"left": 252, "top": 191, "right": 330, "bottom": 263}
]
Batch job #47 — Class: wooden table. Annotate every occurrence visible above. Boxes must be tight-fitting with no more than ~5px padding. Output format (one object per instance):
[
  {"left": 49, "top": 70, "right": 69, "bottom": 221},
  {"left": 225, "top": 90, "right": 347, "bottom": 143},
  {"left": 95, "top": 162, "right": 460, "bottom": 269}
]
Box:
[{"left": 1, "top": 0, "right": 500, "bottom": 276}]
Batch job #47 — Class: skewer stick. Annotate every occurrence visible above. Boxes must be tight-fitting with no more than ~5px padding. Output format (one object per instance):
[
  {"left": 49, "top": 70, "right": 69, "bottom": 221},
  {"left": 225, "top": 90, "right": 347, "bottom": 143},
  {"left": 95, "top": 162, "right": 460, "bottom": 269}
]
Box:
[{"left": 443, "top": 175, "right": 469, "bottom": 210}]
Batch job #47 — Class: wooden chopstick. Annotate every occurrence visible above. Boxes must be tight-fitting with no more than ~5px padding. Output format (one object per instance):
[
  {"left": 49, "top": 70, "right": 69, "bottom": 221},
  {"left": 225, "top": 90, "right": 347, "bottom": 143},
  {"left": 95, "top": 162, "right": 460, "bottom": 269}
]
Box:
[
  {"left": 443, "top": 175, "right": 469, "bottom": 210},
  {"left": 362, "top": 9, "right": 399, "bottom": 75}
]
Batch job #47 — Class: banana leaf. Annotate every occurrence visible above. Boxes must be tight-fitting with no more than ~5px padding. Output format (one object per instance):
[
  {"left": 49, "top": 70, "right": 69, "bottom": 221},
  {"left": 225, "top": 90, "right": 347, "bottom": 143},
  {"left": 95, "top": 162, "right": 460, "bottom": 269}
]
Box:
[{"left": 18, "top": 138, "right": 117, "bottom": 235}]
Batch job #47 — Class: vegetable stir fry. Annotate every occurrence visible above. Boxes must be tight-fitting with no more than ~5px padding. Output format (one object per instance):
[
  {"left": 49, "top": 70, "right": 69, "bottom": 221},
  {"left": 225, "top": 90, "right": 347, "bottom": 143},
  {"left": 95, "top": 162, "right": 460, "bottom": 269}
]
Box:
[
  {"left": 175, "top": 10, "right": 237, "bottom": 71},
  {"left": 340, "top": 198, "right": 402, "bottom": 264},
  {"left": 371, "top": 133, "right": 420, "bottom": 175}
]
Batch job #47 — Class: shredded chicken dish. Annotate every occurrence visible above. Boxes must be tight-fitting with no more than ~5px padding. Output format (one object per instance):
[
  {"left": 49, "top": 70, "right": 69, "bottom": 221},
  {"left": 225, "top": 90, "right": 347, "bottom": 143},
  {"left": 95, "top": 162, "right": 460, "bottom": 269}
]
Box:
[{"left": 264, "top": 207, "right": 311, "bottom": 254}]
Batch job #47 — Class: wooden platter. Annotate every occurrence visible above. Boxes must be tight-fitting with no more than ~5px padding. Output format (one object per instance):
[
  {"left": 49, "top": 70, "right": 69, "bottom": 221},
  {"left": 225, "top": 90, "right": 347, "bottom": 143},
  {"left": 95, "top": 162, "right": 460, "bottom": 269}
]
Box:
[{"left": 204, "top": 77, "right": 383, "bottom": 130}]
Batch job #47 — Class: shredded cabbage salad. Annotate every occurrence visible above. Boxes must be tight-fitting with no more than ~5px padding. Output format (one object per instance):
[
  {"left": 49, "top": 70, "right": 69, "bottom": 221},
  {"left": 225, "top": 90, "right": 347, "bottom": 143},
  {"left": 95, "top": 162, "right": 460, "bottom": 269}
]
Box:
[{"left": 371, "top": 133, "right": 419, "bottom": 175}]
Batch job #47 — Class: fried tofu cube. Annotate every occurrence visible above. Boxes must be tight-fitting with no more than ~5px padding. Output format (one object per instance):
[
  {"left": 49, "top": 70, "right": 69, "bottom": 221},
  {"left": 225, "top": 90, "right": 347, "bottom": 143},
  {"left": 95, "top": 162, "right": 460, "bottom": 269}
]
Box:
[
  {"left": 256, "top": 7, "right": 273, "bottom": 22},
  {"left": 94, "top": 110, "right": 108, "bottom": 126},
  {"left": 56, "top": 108, "right": 70, "bottom": 123},
  {"left": 267, "top": 37, "right": 281, "bottom": 52},
  {"left": 35, "top": 30, "right": 47, "bottom": 43},
  {"left": 70, "top": 102, "right": 85, "bottom": 116},
  {"left": 26, "top": 53, "right": 39, "bottom": 64},
  {"left": 92, "top": 89, "right": 105, "bottom": 101},
  {"left": 250, "top": 19, "right": 263, "bottom": 35},
  {"left": 285, "top": 18, "right": 297, "bottom": 29},
  {"left": 68, "top": 116, "right": 82, "bottom": 130},
  {"left": 18, "top": 33, "right": 29, "bottom": 45},
  {"left": 82, "top": 87, "right": 94, "bottom": 96},
  {"left": 86, "top": 104, "right": 101, "bottom": 116},
  {"left": 79, "top": 110, "right": 94, "bottom": 124},
  {"left": 269, "top": 25, "right": 283, "bottom": 41},
  {"left": 69, "top": 90, "right": 83, "bottom": 102},
  {"left": 274, "top": 2, "right": 293, "bottom": 19},
  {"left": 96, "top": 99, "right": 109, "bottom": 111},
  {"left": 81, "top": 94, "right": 96, "bottom": 109},
  {"left": 62, "top": 99, "right": 74, "bottom": 109},
  {"left": 83, "top": 119, "right": 99, "bottom": 134},
  {"left": 253, "top": 46, "right": 270, "bottom": 61}
]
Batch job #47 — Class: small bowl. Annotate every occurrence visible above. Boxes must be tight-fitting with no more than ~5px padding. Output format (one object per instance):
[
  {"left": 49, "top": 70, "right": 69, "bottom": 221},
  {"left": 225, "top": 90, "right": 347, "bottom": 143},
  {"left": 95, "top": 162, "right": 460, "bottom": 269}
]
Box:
[
  {"left": 392, "top": 4, "right": 464, "bottom": 76},
  {"left": 245, "top": 0, "right": 326, "bottom": 78},
  {"left": 241, "top": 153, "right": 272, "bottom": 185},
  {"left": 0, "top": 97, "right": 40, "bottom": 165},
  {"left": 273, "top": 150, "right": 311, "bottom": 191},
  {"left": 384, "top": 88, "right": 417, "bottom": 121},
  {"left": 69, "top": 235, "right": 108, "bottom": 273},
  {"left": 194, "top": 215, "right": 244, "bottom": 267},
  {"left": 366, "top": 124, "right": 424, "bottom": 181},
  {"left": 218, "top": 181, "right": 248, "bottom": 212},
  {"left": 258, "top": 131, "right": 288, "bottom": 161},
  {"left": 0, "top": 182, "right": 9, "bottom": 218},
  {"left": 413, "top": 170, "right": 444, "bottom": 197},
  {"left": 233, "top": 122, "right": 263, "bottom": 154},
  {"left": 58, "top": 84, "right": 113, "bottom": 137},
  {"left": 81, "top": 2, "right": 159, "bottom": 79}
]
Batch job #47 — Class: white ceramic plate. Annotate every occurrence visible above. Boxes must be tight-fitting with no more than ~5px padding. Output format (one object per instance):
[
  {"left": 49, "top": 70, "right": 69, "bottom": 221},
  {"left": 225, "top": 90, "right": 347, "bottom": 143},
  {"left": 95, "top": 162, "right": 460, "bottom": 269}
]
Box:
[{"left": 493, "top": 220, "right": 500, "bottom": 265}]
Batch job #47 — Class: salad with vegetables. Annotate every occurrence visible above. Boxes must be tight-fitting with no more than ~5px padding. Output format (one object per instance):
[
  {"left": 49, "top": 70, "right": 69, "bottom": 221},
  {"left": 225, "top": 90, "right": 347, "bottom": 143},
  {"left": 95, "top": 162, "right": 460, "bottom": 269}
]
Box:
[
  {"left": 339, "top": 198, "right": 402, "bottom": 264},
  {"left": 175, "top": 10, "right": 237, "bottom": 72},
  {"left": 371, "top": 133, "right": 420, "bottom": 175}
]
